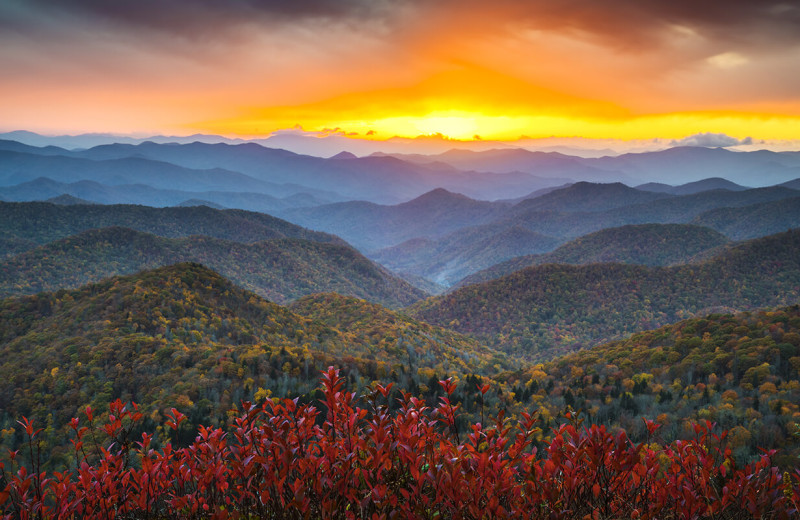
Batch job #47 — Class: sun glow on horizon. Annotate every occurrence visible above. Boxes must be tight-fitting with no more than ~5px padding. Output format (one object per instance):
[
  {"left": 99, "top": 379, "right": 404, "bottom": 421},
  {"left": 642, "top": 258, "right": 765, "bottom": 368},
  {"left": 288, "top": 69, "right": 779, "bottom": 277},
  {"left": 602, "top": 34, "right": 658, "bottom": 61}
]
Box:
[{"left": 191, "top": 108, "right": 800, "bottom": 144}]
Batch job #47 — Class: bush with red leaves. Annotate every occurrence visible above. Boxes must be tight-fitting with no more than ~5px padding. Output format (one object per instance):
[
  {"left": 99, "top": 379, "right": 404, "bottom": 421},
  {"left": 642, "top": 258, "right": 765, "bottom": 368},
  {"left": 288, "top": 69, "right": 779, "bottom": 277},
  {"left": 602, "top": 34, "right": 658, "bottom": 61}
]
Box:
[{"left": 1, "top": 367, "right": 798, "bottom": 519}]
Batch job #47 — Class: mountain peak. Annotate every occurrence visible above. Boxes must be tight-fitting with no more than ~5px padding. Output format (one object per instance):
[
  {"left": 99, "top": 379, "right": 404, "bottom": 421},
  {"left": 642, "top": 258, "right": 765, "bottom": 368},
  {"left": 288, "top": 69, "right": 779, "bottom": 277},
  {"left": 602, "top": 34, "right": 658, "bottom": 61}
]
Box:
[
  {"left": 405, "top": 188, "right": 472, "bottom": 205},
  {"left": 330, "top": 151, "right": 357, "bottom": 160}
]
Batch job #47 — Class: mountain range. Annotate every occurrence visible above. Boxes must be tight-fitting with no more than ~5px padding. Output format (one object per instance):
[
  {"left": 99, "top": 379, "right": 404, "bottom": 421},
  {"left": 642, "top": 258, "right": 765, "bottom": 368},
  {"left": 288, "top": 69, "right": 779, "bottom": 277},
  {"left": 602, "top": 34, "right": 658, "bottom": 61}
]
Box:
[
  {"left": 409, "top": 229, "right": 800, "bottom": 359},
  {"left": 3, "top": 129, "right": 800, "bottom": 471},
  {"left": 0, "top": 226, "right": 424, "bottom": 308}
]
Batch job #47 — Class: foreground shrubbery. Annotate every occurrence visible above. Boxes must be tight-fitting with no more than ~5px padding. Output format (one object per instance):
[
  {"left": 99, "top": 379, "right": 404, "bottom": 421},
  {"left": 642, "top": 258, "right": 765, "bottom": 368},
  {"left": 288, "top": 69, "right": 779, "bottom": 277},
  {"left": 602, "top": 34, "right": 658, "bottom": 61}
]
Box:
[{"left": 2, "top": 368, "right": 799, "bottom": 519}]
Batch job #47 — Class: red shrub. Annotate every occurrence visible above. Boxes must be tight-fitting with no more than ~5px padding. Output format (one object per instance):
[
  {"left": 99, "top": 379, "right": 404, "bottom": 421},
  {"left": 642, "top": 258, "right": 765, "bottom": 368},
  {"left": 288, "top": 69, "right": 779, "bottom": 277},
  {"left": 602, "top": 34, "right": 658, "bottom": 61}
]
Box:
[{"left": 1, "top": 368, "right": 798, "bottom": 519}]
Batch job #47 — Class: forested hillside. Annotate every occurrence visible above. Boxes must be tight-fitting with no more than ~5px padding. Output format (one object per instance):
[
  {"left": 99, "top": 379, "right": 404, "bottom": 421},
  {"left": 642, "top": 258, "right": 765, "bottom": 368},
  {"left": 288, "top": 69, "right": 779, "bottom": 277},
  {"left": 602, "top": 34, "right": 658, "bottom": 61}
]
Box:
[
  {"left": 372, "top": 223, "right": 560, "bottom": 286},
  {"left": 411, "top": 230, "right": 800, "bottom": 358},
  {"left": 0, "top": 263, "right": 501, "bottom": 468},
  {"left": 0, "top": 201, "right": 342, "bottom": 251},
  {"left": 0, "top": 226, "right": 425, "bottom": 307},
  {"left": 499, "top": 305, "right": 800, "bottom": 465},
  {"left": 456, "top": 224, "right": 730, "bottom": 287}
]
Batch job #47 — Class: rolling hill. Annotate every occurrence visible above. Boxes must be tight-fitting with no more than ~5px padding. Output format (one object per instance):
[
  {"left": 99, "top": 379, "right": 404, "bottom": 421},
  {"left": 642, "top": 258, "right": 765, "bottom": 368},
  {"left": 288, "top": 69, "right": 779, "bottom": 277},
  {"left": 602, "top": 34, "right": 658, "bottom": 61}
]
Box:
[
  {"left": 0, "top": 201, "right": 343, "bottom": 251},
  {"left": 1, "top": 177, "right": 331, "bottom": 212},
  {"left": 409, "top": 230, "right": 800, "bottom": 359},
  {"left": 282, "top": 188, "right": 510, "bottom": 251},
  {"left": 455, "top": 224, "right": 731, "bottom": 287},
  {"left": 0, "top": 226, "right": 425, "bottom": 307},
  {"left": 0, "top": 149, "right": 278, "bottom": 193},
  {"left": 636, "top": 177, "right": 749, "bottom": 195},
  {"left": 691, "top": 196, "right": 800, "bottom": 240},
  {"left": 23, "top": 140, "right": 555, "bottom": 203},
  {"left": 0, "top": 263, "right": 501, "bottom": 466},
  {"left": 510, "top": 181, "right": 673, "bottom": 213},
  {"left": 499, "top": 305, "right": 800, "bottom": 464},
  {"left": 371, "top": 223, "right": 561, "bottom": 286}
]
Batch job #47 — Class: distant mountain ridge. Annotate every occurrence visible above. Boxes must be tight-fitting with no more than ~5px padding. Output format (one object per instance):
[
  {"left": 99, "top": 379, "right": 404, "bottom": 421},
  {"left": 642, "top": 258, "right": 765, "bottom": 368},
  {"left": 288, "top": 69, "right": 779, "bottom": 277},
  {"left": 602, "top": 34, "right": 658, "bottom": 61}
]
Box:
[
  {"left": 0, "top": 200, "right": 342, "bottom": 250},
  {"left": 636, "top": 177, "right": 749, "bottom": 195},
  {"left": 1, "top": 177, "right": 332, "bottom": 212},
  {"left": 455, "top": 223, "right": 731, "bottom": 287},
  {"left": 282, "top": 188, "right": 510, "bottom": 251}
]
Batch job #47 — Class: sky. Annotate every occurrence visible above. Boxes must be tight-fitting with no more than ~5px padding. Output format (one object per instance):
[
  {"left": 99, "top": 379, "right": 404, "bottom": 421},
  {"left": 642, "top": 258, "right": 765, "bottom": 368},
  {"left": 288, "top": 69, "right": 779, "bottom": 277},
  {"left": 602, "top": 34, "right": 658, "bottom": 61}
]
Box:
[{"left": 2, "top": 0, "right": 800, "bottom": 146}]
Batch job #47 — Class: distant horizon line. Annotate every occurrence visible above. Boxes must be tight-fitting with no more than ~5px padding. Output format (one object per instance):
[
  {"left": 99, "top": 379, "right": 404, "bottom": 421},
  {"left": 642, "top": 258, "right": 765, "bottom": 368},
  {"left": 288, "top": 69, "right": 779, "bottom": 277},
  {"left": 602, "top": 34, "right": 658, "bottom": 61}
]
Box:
[{"left": 2, "top": 128, "right": 800, "bottom": 158}]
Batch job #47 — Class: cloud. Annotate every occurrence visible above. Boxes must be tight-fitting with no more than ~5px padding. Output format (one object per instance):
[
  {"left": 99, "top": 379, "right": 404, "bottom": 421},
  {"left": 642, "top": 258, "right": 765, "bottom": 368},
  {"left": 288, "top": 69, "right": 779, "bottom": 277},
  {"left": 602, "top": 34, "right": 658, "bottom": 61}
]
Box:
[
  {"left": 670, "top": 132, "right": 754, "bottom": 147},
  {"left": 707, "top": 52, "right": 749, "bottom": 69},
  {"left": 3, "top": 0, "right": 799, "bottom": 51}
]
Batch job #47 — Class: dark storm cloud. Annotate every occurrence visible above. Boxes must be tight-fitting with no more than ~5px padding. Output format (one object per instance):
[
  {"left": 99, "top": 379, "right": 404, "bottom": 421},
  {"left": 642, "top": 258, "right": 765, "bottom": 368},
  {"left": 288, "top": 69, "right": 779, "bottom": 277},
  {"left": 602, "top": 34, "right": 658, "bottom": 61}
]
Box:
[
  {"left": 2, "top": 0, "right": 798, "bottom": 49},
  {"left": 0, "top": 0, "right": 395, "bottom": 42}
]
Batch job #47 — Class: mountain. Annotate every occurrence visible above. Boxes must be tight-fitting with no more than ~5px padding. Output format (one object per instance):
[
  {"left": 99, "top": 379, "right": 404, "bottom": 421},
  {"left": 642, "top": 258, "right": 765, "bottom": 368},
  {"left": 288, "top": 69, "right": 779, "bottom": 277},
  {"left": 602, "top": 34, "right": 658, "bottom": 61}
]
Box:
[
  {"left": 282, "top": 188, "right": 510, "bottom": 251},
  {"left": 493, "top": 186, "right": 800, "bottom": 241},
  {"left": 176, "top": 199, "right": 226, "bottom": 209},
  {"left": 44, "top": 193, "right": 97, "bottom": 205},
  {"left": 330, "top": 151, "right": 358, "bottom": 160},
  {"left": 455, "top": 224, "right": 731, "bottom": 287},
  {"left": 67, "top": 141, "right": 554, "bottom": 203},
  {"left": 0, "top": 149, "right": 280, "bottom": 193},
  {"left": 584, "top": 146, "right": 800, "bottom": 186},
  {"left": 636, "top": 177, "right": 749, "bottom": 195},
  {"left": 505, "top": 305, "right": 800, "bottom": 464},
  {"left": 0, "top": 263, "right": 501, "bottom": 466},
  {"left": 497, "top": 183, "right": 573, "bottom": 204},
  {"left": 386, "top": 148, "right": 626, "bottom": 183},
  {"left": 0, "top": 131, "right": 247, "bottom": 149},
  {"left": 0, "top": 226, "right": 425, "bottom": 307},
  {"left": 692, "top": 196, "right": 800, "bottom": 240},
  {"left": 409, "top": 230, "right": 800, "bottom": 360},
  {"left": 780, "top": 178, "right": 800, "bottom": 190},
  {"left": 509, "top": 181, "right": 672, "bottom": 213},
  {"left": 1, "top": 177, "right": 331, "bottom": 212},
  {"left": 288, "top": 292, "right": 502, "bottom": 372},
  {"left": 371, "top": 223, "right": 561, "bottom": 286},
  {"left": 0, "top": 201, "right": 342, "bottom": 251}
]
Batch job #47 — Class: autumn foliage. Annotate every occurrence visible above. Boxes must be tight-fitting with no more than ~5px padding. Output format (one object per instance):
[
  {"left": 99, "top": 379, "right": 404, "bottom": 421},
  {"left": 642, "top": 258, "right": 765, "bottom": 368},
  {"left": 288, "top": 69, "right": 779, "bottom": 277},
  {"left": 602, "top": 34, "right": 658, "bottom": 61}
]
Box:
[{"left": 2, "top": 368, "right": 799, "bottom": 519}]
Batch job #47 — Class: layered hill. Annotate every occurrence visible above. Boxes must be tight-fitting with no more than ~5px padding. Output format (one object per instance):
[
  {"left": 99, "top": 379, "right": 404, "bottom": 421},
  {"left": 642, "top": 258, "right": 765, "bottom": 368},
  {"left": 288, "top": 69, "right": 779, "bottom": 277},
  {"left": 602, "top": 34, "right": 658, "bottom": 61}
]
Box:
[
  {"left": 282, "top": 188, "right": 510, "bottom": 251},
  {"left": 288, "top": 293, "right": 504, "bottom": 371},
  {"left": 495, "top": 186, "right": 800, "bottom": 241},
  {"left": 1, "top": 177, "right": 331, "bottom": 212},
  {"left": 409, "top": 230, "right": 800, "bottom": 359},
  {"left": 0, "top": 227, "right": 425, "bottom": 307},
  {"left": 0, "top": 263, "right": 504, "bottom": 466},
  {"left": 0, "top": 139, "right": 558, "bottom": 204},
  {"left": 456, "top": 224, "right": 731, "bottom": 287},
  {"left": 636, "top": 177, "right": 749, "bottom": 195},
  {"left": 692, "top": 196, "right": 800, "bottom": 240},
  {"left": 499, "top": 305, "right": 800, "bottom": 464},
  {"left": 0, "top": 149, "right": 276, "bottom": 193},
  {"left": 371, "top": 224, "right": 561, "bottom": 286},
  {"left": 511, "top": 181, "right": 672, "bottom": 213},
  {"left": 0, "top": 201, "right": 342, "bottom": 252}
]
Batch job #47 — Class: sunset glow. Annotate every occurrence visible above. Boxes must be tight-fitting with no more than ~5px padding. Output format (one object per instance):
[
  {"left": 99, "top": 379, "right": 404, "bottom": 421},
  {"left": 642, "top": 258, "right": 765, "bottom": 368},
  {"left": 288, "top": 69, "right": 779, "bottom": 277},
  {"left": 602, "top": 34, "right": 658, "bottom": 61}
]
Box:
[{"left": 1, "top": 1, "right": 799, "bottom": 144}]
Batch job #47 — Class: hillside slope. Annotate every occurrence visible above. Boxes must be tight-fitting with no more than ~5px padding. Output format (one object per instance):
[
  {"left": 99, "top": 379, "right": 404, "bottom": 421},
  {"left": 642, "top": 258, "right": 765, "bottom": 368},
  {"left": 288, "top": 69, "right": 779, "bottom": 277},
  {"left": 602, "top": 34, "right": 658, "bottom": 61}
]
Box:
[
  {"left": 0, "top": 263, "right": 502, "bottom": 466},
  {"left": 456, "top": 224, "right": 731, "bottom": 287},
  {"left": 371, "top": 223, "right": 561, "bottom": 286},
  {"left": 0, "top": 201, "right": 342, "bottom": 252},
  {"left": 0, "top": 227, "right": 425, "bottom": 307},
  {"left": 692, "top": 196, "right": 800, "bottom": 240},
  {"left": 498, "top": 305, "right": 800, "bottom": 464},
  {"left": 282, "top": 188, "right": 510, "bottom": 251},
  {"left": 410, "top": 230, "right": 800, "bottom": 359}
]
